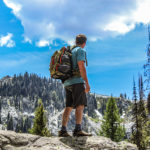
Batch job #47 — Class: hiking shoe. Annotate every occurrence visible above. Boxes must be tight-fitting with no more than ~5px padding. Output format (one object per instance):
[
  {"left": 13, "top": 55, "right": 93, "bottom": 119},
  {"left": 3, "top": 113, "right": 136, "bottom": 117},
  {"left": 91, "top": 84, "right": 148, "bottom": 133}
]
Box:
[
  {"left": 73, "top": 129, "right": 92, "bottom": 137},
  {"left": 58, "top": 130, "right": 71, "bottom": 137}
]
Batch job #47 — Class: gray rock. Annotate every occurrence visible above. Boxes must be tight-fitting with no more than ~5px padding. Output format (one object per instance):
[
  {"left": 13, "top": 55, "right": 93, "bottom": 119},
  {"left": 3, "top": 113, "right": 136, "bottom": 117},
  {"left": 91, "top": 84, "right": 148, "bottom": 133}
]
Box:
[{"left": 0, "top": 130, "right": 138, "bottom": 150}]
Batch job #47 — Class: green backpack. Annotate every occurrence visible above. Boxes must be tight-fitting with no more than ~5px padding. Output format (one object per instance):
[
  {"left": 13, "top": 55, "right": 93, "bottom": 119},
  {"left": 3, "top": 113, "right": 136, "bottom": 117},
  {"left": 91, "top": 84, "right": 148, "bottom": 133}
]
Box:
[{"left": 49, "top": 46, "right": 81, "bottom": 83}]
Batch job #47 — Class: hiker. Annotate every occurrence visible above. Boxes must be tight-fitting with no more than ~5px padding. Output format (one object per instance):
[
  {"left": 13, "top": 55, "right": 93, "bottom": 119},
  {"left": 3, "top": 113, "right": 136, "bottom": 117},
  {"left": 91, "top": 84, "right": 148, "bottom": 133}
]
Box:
[{"left": 58, "top": 34, "right": 92, "bottom": 137}]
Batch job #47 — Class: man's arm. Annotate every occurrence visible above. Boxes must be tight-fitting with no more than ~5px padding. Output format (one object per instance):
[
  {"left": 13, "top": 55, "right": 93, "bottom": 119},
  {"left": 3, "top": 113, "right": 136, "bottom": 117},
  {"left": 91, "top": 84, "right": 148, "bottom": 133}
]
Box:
[{"left": 78, "top": 61, "right": 90, "bottom": 93}]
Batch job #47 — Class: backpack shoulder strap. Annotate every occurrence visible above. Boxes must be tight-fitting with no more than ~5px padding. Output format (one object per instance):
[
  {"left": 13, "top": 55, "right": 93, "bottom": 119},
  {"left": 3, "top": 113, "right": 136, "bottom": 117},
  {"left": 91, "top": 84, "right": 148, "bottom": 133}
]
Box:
[
  {"left": 70, "top": 45, "right": 79, "bottom": 51},
  {"left": 85, "top": 52, "right": 88, "bottom": 66}
]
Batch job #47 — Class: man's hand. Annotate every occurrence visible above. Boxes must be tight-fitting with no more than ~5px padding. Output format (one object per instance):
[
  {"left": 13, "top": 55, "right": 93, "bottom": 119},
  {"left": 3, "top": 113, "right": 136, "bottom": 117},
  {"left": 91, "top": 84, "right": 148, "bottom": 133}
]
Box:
[
  {"left": 78, "top": 61, "right": 90, "bottom": 93},
  {"left": 85, "top": 82, "right": 90, "bottom": 93}
]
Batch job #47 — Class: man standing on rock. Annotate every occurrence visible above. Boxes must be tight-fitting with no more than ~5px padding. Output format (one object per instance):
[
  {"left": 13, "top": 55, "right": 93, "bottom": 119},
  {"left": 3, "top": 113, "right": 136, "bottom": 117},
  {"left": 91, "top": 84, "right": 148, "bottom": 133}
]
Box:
[{"left": 58, "top": 34, "right": 92, "bottom": 137}]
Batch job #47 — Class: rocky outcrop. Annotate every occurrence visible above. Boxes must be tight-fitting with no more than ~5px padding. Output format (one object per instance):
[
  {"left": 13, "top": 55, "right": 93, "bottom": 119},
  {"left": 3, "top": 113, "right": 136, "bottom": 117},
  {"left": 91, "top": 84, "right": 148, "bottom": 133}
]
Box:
[{"left": 0, "top": 130, "right": 137, "bottom": 150}]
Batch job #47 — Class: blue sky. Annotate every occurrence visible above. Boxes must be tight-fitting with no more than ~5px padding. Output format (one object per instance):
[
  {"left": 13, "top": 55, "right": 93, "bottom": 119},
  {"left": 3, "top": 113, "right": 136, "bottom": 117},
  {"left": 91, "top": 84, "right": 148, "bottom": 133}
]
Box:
[{"left": 0, "top": 0, "right": 150, "bottom": 99}]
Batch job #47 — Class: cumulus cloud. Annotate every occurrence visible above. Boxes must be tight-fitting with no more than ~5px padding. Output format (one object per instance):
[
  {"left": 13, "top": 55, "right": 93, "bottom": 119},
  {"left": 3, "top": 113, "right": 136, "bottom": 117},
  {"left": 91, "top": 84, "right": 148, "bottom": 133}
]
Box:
[
  {"left": 0, "top": 33, "right": 15, "bottom": 47},
  {"left": 3, "top": 0, "right": 21, "bottom": 15},
  {"left": 3, "top": 0, "right": 150, "bottom": 44},
  {"left": 36, "top": 40, "right": 50, "bottom": 47}
]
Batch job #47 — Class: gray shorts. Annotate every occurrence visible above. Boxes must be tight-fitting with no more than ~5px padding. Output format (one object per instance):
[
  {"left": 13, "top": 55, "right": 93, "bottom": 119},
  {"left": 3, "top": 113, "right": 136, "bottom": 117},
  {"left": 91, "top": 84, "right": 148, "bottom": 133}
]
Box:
[{"left": 65, "top": 83, "right": 87, "bottom": 109}]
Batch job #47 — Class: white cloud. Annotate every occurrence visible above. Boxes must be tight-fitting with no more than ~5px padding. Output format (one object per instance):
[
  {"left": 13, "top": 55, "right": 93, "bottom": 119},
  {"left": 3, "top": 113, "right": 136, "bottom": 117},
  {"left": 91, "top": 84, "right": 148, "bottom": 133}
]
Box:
[
  {"left": 3, "top": 0, "right": 150, "bottom": 43},
  {"left": 0, "top": 33, "right": 15, "bottom": 47},
  {"left": 3, "top": 0, "right": 21, "bottom": 15},
  {"left": 104, "top": 20, "right": 135, "bottom": 34},
  {"left": 132, "top": 0, "right": 150, "bottom": 24},
  {"left": 36, "top": 40, "right": 50, "bottom": 47}
]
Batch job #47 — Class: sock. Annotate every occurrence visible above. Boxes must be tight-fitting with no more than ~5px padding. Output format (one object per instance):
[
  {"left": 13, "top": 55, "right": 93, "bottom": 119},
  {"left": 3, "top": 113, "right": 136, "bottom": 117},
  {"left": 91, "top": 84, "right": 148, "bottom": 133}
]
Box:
[
  {"left": 61, "top": 125, "right": 67, "bottom": 132},
  {"left": 75, "top": 124, "right": 82, "bottom": 131}
]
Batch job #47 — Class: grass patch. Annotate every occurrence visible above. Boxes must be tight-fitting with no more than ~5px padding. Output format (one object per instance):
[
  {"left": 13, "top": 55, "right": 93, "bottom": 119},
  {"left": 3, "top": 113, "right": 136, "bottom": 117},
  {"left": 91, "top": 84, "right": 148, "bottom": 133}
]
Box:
[{"left": 90, "top": 117, "right": 100, "bottom": 123}]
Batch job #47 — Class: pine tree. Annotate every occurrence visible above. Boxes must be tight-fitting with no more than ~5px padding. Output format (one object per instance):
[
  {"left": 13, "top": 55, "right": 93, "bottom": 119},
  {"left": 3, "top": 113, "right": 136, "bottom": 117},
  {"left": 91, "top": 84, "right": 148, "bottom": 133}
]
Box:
[
  {"left": 147, "top": 92, "right": 150, "bottom": 115},
  {"left": 28, "top": 99, "right": 51, "bottom": 137},
  {"left": 0, "top": 113, "right": 1, "bottom": 124},
  {"left": 20, "top": 116, "right": 24, "bottom": 132},
  {"left": 7, "top": 112, "right": 10, "bottom": 125},
  {"left": 0, "top": 99, "right": 1, "bottom": 124},
  {"left": 15, "top": 122, "right": 21, "bottom": 133},
  {"left": 139, "top": 75, "right": 150, "bottom": 149},
  {"left": 99, "top": 96, "right": 125, "bottom": 142},
  {"left": 120, "top": 93, "right": 123, "bottom": 99},
  {"left": 130, "top": 76, "right": 149, "bottom": 150},
  {"left": 18, "top": 100, "right": 21, "bottom": 111},
  {"left": 101, "top": 99, "right": 105, "bottom": 115},
  {"left": 34, "top": 98, "right": 38, "bottom": 109},
  {"left": 23, "top": 116, "right": 31, "bottom": 133},
  {"left": 143, "top": 25, "right": 150, "bottom": 90},
  {"left": 130, "top": 77, "right": 141, "bottom": 149},
  {"left": 146, "top": 93, "right": 150, "bottom": 141},
  {"left": 138, "top": 75, "right": 148, "bottom": 123},
  {"left": 7, "top": 115, "right": 14, "bottom": 130},
  {"left": 124, "top": 93, "right": 127, "bottom": 99}
]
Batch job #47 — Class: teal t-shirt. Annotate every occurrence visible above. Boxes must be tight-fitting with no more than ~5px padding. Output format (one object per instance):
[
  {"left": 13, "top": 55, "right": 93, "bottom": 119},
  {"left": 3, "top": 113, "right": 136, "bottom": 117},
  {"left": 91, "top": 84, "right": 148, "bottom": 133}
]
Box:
[{"left": 63, "top": 46, "right": 86, "bottom": 87}]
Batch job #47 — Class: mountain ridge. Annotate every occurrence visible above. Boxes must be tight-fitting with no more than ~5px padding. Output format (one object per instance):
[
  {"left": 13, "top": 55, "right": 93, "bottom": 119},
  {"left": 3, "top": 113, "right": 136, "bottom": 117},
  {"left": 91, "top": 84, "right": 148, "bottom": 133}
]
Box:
[{"left": 0, "top": 72, "right": 133, "bottom": 138}]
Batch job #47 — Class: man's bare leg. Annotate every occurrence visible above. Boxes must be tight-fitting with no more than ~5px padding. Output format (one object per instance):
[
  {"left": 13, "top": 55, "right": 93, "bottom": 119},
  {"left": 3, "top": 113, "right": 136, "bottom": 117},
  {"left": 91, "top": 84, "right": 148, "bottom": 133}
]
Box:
[
  {"left": 74, "top": 105, "right": 92, "bottom": 136},
  {"left": 62, "top": 107, "right": 73, "bottom": 127},
  {"left": 75, "top": 105, "right": 84, "bottom": 131}
]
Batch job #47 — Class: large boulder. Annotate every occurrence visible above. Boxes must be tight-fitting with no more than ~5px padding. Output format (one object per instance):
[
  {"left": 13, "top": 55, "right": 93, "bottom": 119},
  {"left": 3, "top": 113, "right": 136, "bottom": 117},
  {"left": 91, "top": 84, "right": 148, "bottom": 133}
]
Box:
[{"left": 0, "top": 130, "right": 137, "bottom": 150}]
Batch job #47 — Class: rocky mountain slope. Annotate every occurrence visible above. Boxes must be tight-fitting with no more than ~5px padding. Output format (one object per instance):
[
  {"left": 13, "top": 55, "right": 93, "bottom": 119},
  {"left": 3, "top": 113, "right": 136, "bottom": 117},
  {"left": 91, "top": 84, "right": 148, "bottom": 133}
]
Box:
[
  {"left": 0, "top": 130, "right": 138, "bottom": 150},
  {"left": 0, "top": 73, "right": 134, "bottom": 138}
]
